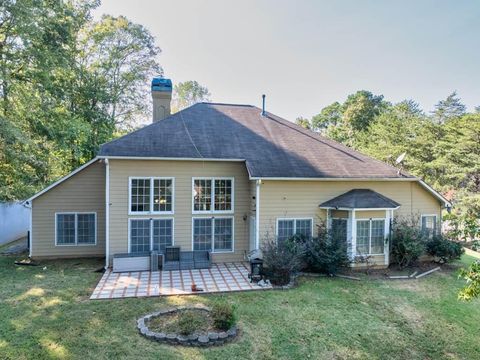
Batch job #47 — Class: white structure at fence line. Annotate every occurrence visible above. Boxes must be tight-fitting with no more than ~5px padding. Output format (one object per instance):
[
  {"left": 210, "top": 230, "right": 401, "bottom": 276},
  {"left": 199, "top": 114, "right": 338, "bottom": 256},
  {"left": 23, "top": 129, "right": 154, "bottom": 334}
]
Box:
[{"left": 0, "top": 202, "right": 30, "bottom": 245}]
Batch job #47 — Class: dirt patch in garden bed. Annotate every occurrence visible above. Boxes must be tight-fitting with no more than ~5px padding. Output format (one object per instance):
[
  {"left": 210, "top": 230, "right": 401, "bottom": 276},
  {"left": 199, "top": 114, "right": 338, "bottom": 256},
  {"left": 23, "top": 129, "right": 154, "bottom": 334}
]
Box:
[
  {"left": 338, "top": 261, "right": 462, "bottom": 280},
  {"left": 147, "top": 308, "right": 218, "bottom": 335}
]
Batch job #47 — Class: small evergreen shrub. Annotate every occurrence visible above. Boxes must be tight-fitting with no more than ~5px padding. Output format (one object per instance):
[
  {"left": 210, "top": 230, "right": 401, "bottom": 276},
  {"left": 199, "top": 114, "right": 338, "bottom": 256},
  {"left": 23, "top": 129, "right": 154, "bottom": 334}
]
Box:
[
  {"left": 211, "top": 302, "right": 236, "bottom": 330},
  {"left": 302, "top": 226, "right": 350, "bottom": 275},
  {"left": 426, "top": 235, "right": 464, "bottom": 263},
  {"left": 261, "top": 237, "right": 305, "bottom": 285},
  {"left": 390, "top": 219, "right": 427, "bottom": 268}
]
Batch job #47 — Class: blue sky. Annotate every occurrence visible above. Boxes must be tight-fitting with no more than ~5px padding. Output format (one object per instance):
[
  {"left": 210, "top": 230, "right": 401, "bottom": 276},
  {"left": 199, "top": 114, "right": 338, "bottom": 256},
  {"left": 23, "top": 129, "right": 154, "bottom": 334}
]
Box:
[{"left": 95, "top": 0, "right": 480, "bottom": 121}]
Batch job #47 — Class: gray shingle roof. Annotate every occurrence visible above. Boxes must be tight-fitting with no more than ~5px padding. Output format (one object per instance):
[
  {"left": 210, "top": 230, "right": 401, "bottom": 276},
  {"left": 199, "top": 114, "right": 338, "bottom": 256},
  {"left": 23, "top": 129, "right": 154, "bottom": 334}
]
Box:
[
  {"left": 319, "top": 189, "right": 401, "bottom": 209},
  {"left": 99, "top": 103, "right": 414, "bottom": 179}
]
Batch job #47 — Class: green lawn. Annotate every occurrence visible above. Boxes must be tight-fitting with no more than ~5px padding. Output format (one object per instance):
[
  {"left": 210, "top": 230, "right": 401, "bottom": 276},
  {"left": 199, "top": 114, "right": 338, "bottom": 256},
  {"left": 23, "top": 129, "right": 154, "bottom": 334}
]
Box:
[{"left": 0, "top": 253, "right": 479, "bottom": 360}]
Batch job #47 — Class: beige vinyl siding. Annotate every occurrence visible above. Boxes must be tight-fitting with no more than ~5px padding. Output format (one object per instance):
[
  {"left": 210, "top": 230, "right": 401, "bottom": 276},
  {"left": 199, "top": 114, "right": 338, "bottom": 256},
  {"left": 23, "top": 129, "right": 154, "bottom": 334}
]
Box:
[
  {"left": 108, "top": 160, "right": 251, "bottom": 264},
  {"left": 356, "top": 210, "right": 387, "bottom": 219},
  {"left": 258, "top": 180, "right": 441, "bottom": 267},
  {"left": 258, "top": 180, "right": 441, "bottom": 239},
  {"left": 331, "top": 210, "right": 348, "bottom": 219},
  {"left": 31, "top": 161, "right": 105, "bottom": 258}
]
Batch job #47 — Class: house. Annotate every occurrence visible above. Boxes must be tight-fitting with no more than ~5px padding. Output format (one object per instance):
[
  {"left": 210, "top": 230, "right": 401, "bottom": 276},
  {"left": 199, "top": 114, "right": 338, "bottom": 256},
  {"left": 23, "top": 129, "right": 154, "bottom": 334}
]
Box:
[{"left": 26, "top": 78, "right": 450, "bottom": 269}]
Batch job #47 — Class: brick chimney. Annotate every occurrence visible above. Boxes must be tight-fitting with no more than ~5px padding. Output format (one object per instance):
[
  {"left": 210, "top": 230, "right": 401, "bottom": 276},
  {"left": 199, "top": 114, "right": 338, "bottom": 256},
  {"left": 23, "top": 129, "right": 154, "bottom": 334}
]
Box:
[{"left": 151, "top": 77, "right": 172, "bottom": 122}]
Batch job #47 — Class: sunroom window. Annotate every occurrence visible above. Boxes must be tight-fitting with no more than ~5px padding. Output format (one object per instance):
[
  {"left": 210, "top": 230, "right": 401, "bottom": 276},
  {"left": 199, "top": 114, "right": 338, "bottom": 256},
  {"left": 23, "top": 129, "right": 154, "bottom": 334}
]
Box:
[
  {"left": 277, "top": 218, "right": 313, "bottom": 243},
  {"left": 130, "top": 178, "right": 174, "bottom": 214},
  {"left": 193, "top": 178, "right": 233, "bottom": 213},
  {"left": 193, "top": 217, "right": 233, "bottom": 252},
  {"left": 356, "top": 219, "right": 385, "bottom": 255}
]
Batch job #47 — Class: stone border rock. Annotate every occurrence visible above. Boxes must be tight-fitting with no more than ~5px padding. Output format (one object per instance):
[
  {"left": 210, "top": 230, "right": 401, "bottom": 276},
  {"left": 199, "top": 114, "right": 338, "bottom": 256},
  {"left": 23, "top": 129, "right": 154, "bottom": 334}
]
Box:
[{"left": 137, "top": 306, "right": 238, "bottom": 347}]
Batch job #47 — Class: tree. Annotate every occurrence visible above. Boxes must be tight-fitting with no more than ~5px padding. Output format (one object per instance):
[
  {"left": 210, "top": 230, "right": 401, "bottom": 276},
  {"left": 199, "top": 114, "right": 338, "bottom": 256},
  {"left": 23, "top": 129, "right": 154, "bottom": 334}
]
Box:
[
  {"left": 458, "top": 261, "right": 480, "bottom": 301},
  {"left": 432, "top": 91, "right": 466, "bottom": 124},
  {"left": 310, "top": 91, "right": 389, "bottom": 147},
  {"left": 0, "top": 2, "right": 163, "bottom": 201},
  {"left": 342, "top": 90, "right": 388, "bottom": 132},
  {"left": 436, "top": 114, "right": 480, "bottom": 191},
  {"left": 356, "top": 100, "right": 436, "bottom": 178},
  {"left": 311, "top": 102, "right": 342, "bottom": 132},
  {"left": 78, "top": 15, "right": 162, "bottom": 131},
  {"left": 295, "top": 117, "right": 311, "bottom": 130},
  {"left": 172, "top": 80, "right": 210, "bottom": 112}
]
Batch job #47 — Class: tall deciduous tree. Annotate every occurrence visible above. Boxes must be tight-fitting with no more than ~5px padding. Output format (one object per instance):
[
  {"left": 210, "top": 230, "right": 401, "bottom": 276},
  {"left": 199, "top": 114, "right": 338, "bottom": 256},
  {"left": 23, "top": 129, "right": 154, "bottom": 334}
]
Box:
[
  {"left": 172, "top": 80, "right": 210, "bottom": 112},
  {"left": 295, "top": 117, "right": 311, "bottom": 130},
  {"left": 0, "top": 2, "right": 162, "bottom": 201}
]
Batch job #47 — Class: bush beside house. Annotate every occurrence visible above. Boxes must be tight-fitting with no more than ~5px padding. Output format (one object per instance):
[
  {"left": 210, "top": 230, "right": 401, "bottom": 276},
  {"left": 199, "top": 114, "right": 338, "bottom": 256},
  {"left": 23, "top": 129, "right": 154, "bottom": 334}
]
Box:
[{"left": 262, "top": 217, "right": 464, "bottom": 282}]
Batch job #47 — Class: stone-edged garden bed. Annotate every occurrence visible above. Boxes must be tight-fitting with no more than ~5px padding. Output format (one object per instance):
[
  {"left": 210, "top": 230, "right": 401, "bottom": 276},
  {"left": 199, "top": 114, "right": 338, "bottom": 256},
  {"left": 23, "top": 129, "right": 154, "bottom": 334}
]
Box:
[{"left": 137, "top": 305, "right": 238, "bottom": 347}]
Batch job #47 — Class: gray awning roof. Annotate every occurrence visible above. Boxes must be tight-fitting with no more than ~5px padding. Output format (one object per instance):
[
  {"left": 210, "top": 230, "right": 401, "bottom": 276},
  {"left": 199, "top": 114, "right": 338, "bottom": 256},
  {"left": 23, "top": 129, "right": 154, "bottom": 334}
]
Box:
[{"left": 319, "top": 189, "right": 401, "bottom": 209}]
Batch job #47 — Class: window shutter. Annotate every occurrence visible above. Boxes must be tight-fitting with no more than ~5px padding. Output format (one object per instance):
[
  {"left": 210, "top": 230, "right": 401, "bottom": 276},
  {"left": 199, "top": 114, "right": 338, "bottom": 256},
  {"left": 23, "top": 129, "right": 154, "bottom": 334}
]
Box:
[{"left": 421, "top": 216, "right": 426, "bottom": 231}]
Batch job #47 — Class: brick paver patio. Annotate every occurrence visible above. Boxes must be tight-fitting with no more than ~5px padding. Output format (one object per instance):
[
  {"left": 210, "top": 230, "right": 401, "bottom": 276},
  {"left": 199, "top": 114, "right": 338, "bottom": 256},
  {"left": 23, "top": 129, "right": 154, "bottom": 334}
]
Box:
[{"left": 90, "top": 262, "right": 272, "bottom": 300}]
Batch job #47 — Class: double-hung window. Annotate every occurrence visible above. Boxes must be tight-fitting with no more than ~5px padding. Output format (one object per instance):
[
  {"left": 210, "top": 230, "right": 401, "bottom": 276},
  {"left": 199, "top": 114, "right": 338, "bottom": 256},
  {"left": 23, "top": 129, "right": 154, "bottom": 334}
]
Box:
[
  {"left": 130, "top": 177, "right": 174, "bottom": 214},
  {"left": 356, "top": 219, "right": 385, "bottom": 255},
  {"left": 276, "top": 218, "right": 313, "bottom": 243},
  {"left": 56, "top": 213, "right": 96, "bottom": 246},
  {"left": 192, "top": 217, "right": 234, "bottom": 252},
  {"left": 421, "top": 215, "right": 437, "bottom": 237},
  {"left": 193, "top": 178, "right": 233, "bottom": 213},
  {"left": 129, "top": 218, "right": 174, "bottom": 253}
]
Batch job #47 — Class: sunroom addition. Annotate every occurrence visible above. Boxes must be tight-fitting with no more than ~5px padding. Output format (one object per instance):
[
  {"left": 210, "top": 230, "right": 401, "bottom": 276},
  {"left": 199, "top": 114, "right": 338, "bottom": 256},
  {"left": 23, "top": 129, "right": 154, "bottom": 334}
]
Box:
[{"left": 319, "top": 189, "right": 400, "bottom": 266}]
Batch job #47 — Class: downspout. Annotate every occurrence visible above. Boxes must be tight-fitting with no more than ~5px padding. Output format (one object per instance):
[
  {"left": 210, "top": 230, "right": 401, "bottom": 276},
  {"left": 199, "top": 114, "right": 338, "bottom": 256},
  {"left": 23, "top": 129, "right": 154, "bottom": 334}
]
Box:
[
  {"left": 105, "top": 159, "right": 110, "bottom": 269},
  {"left": 255, "top": 179, "right": 261, "bottom": 249},
  {"left": 22, "top": 201, "right": 33, "bottom": 258},
  {"left": 351, "top": 209, "right": 356, "bottom": 261},
  {"left": 385, "top": 209, "right": 393, "bottom": 266}
]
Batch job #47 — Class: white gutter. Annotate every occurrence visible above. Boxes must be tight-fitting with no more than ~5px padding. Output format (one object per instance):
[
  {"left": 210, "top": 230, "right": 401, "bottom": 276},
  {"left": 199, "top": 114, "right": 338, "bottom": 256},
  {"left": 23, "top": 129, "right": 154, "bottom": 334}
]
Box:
[
  {"left": 255, "top": 180, "right": 261, "bottom": 250},
  {"left": 249, "top": 177, "right": 418, "bottom": 182},
  {"left": 105, "top": 159, "right": 110, "bottom": 269},
  {"left": 319, "top": 206, "right": 400, "bottom": 211},
  {"left": 98, "top": 156, "right": 246, "bottom": 162}
]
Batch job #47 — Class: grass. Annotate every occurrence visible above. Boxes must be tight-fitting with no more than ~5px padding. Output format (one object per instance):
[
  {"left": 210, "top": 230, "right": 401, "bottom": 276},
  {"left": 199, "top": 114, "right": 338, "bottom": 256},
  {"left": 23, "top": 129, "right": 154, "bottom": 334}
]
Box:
[
  {"left": 147, "top": 309, "right": 212, "bottom": 335},
  {"left": 0, "top": 254, "right": 479, "bottom": 360}
]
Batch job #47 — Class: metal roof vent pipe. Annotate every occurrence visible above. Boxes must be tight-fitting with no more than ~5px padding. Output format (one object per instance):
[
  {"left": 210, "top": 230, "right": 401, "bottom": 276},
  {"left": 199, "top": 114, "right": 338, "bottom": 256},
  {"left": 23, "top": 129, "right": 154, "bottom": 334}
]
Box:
[{"left": 261, "top": 94, "right": 266, "bottom": 116}]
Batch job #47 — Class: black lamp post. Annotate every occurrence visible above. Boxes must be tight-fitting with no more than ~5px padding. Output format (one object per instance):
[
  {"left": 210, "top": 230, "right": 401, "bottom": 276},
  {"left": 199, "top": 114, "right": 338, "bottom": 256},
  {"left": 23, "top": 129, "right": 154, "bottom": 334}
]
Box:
[{"left": 248, "top": 258, "right": 263, "bottom": 283}]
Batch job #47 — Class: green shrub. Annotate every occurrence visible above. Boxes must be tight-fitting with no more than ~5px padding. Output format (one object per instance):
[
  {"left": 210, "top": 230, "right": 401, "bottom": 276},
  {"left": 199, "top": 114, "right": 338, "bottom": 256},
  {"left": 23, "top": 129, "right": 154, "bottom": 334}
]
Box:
[
  {"left": 458, "top": 261, "right": 480, "bottom": 301},
  {"left": 211, "top": 302, "right": 236, "bottom": 330},
  {"left": 472, "top": 240, "right": 480, "bottom": 252},
  {"left": 261, "top": 238, "right": 305, "bottom": 285},
  {"left": 426, "top": 235, "right": 464, "bottom": 263},
  {"left": 302, "top": 227, "right": 350, "bottom": 275},
  {"left": 390, "top": 219, "right": 427, "bottom": 268},
  {"left": 177, "top": 310, "right": 206, "bottom": 335}
]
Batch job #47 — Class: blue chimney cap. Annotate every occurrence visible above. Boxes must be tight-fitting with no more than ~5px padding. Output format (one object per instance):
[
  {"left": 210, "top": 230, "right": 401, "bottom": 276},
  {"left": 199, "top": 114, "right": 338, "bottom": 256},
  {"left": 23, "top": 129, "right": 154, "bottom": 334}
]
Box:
[{"left": 151, "top": 77, "right": 172, "bottom": 92}]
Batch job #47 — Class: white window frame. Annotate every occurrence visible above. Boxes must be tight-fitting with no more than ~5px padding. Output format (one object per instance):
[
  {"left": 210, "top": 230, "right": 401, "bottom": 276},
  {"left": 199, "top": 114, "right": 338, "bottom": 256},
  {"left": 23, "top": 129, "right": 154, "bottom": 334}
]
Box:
[
  {"left": 55, "top": 212, "right": 97, "bottom": 246},
  {"left": 421, "top": 214, "right": 438, "bottom": 236},
  {"left": 275, "top": 218, "right": 314, "bottom": 242},
  {"left": 128, "top": 177, "right": 175, "bottom": 215},
  {"left": 191, "top": 216, "right": 235, "bottom": 253},
  {"left": 355, "top": 218, "right": 386, "bottom": 256},
  {"left": 127, "top": 217, "right": 175, "bottom": 254},
  {"left": 191, "top": 177, "right": 234, "bottom": 214}
]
